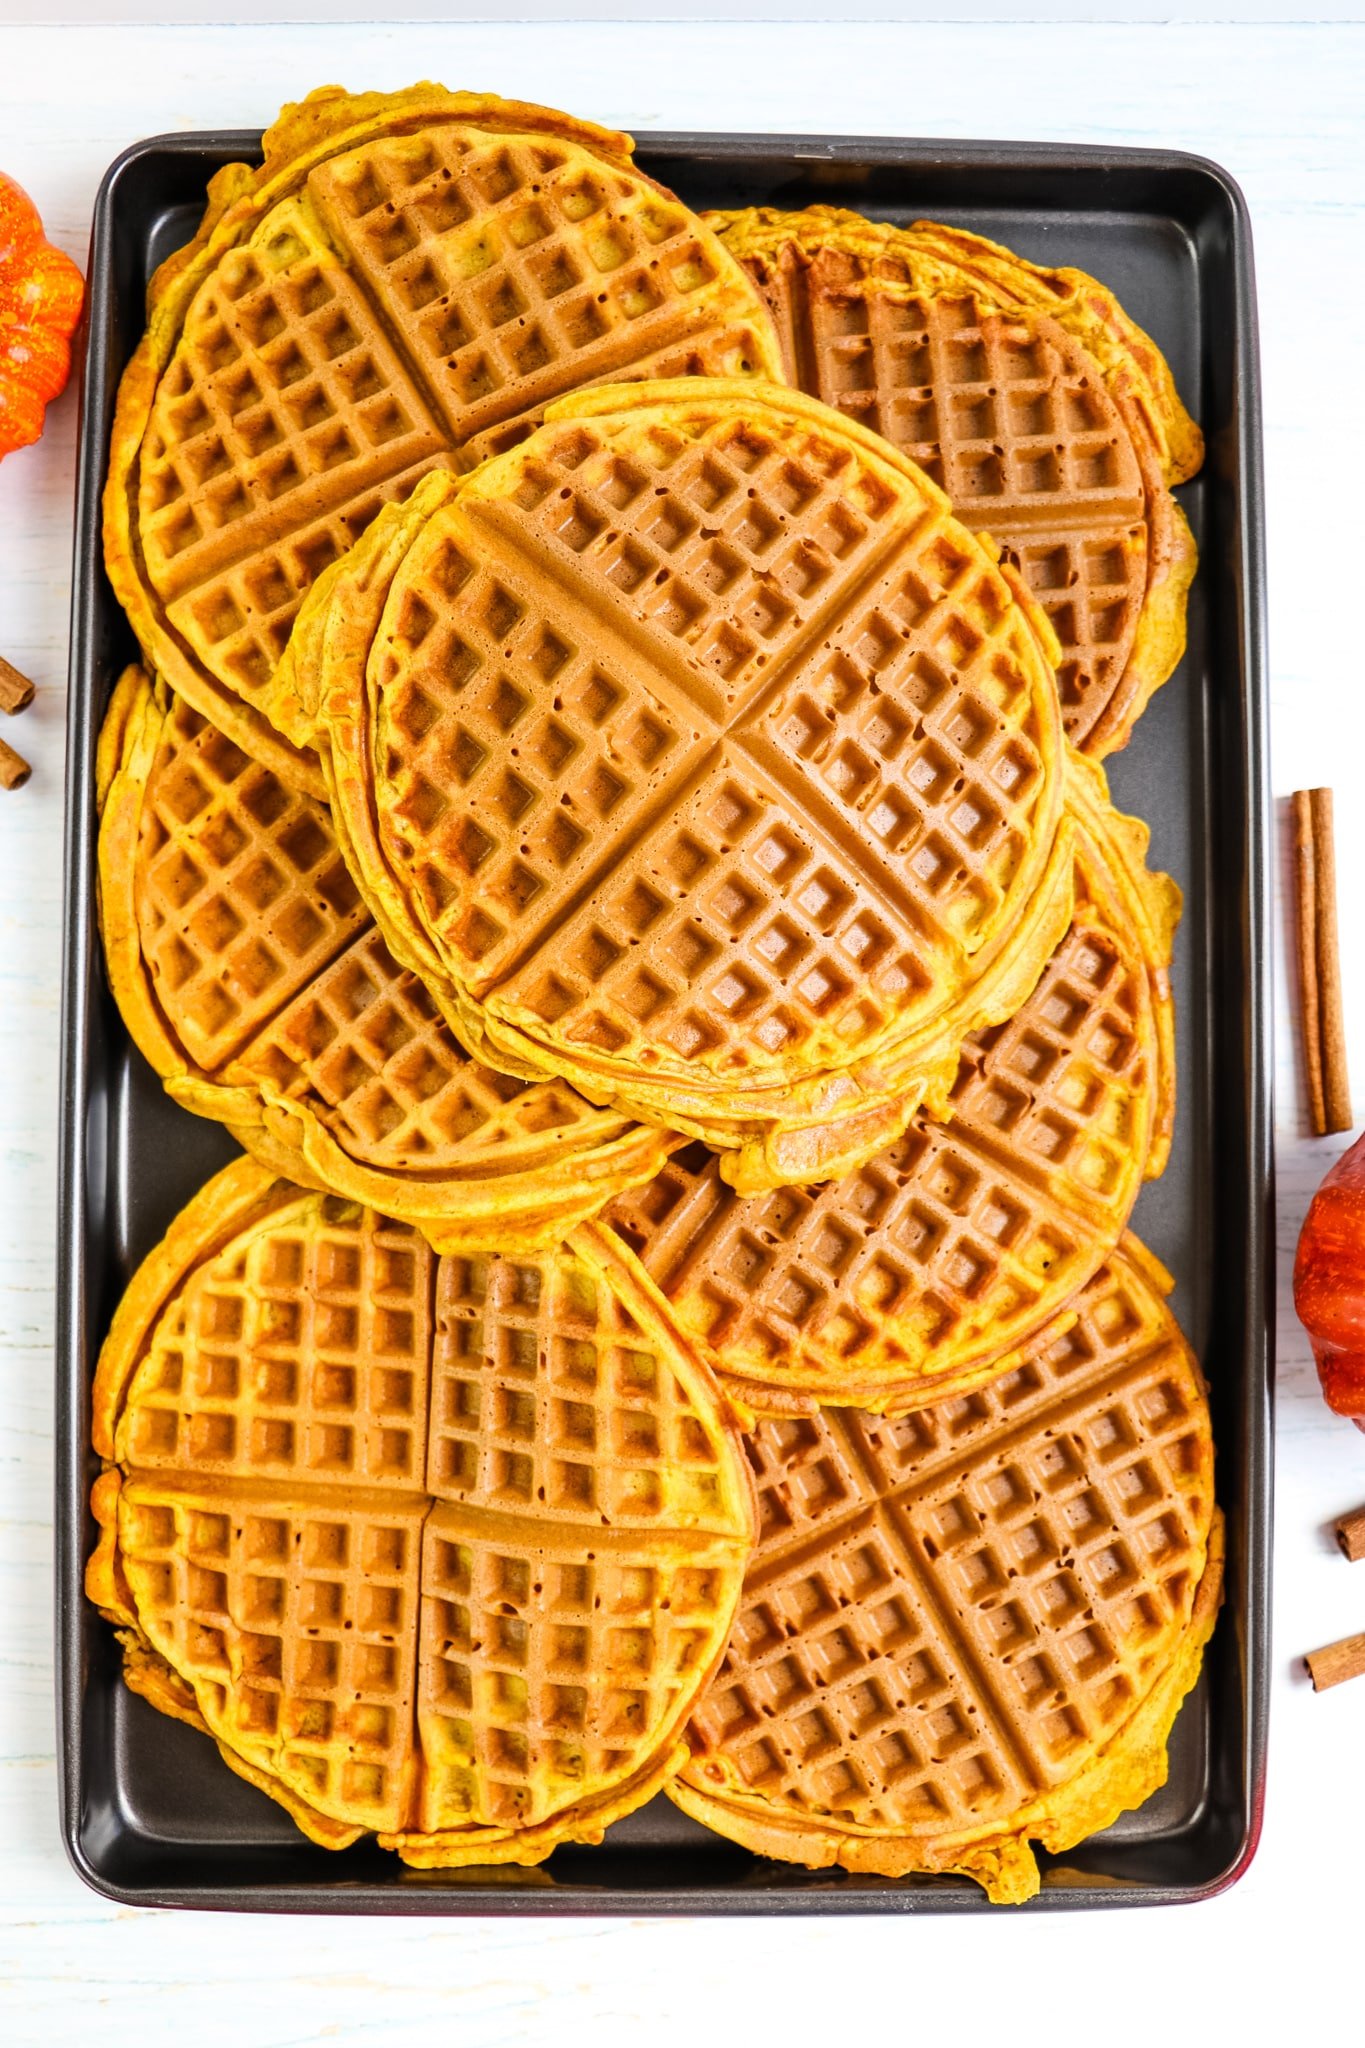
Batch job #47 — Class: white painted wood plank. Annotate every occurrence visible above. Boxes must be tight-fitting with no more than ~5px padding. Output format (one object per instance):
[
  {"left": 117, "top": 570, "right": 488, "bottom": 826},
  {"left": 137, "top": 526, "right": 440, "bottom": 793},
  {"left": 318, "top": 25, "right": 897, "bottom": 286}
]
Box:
[{"left": 1, "top": 17, "right": 1363, "bottom": 2043}]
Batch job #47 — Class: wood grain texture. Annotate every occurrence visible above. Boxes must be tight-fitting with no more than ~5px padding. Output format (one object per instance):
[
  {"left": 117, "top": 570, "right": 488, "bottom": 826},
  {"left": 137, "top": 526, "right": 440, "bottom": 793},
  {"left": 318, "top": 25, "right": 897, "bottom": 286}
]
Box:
[
  {"left": 1335, "top": 1503, "right": 1365, "bottom": 1562},
  {"left": 1, "top": 15, "right": 1364, "bottom": 2046},
  {"left": 1306, "top": 1629, "right": 1365, "bottom": 1691},
  {"left": 0, "top": 657, "right": 36, "bottom": 716}
]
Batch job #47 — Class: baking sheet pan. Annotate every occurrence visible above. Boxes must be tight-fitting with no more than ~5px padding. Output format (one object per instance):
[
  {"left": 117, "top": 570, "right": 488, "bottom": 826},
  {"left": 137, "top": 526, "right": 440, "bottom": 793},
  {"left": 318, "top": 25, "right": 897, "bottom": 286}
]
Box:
[{"left": 57, "top": 129, "right": 1271, "bottom": 1911}]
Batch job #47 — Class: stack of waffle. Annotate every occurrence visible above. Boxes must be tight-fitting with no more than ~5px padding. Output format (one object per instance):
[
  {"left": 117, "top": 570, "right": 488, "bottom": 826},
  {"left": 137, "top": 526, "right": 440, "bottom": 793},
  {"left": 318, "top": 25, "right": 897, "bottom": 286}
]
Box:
[{"left": 89, "top": 83, "right": 1217, "bottom": 1900}]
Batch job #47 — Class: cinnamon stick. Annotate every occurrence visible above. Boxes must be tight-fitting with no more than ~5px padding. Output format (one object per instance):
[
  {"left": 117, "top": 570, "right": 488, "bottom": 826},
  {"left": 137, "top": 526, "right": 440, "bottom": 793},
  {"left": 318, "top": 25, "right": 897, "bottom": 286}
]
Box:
[
  {"left": 1306, "top": 1629, "right": 1365, "bottom": 1691},
  {"left": 0, "top": 655, "right": 34, "bottom": 714},
  {"left": 0, "top": 734, "right": 30, "bottom": 791},
  {"left": 1293, "top": 787, "right": 1351, "bottom": 1134},
  {"left": 1336, "top": 1504, "right": 1365, "bottom": 1562}
]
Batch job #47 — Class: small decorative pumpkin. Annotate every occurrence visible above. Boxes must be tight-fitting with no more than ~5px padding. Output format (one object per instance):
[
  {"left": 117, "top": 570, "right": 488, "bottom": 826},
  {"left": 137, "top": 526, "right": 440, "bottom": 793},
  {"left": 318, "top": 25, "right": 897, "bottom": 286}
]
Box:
[
  {"left": 0, "top": 172, "right": 84, "bottom": 461},
  {"left": 1296, "top": 1127, "right": 1365, "bottom": 1428}
]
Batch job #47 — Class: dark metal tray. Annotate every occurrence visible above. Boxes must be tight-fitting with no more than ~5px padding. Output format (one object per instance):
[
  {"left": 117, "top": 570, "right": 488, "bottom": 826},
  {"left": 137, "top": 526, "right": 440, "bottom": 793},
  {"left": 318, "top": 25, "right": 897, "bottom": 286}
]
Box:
[{"left": 58, "top": 129, "right": 1271, "bottom": 1913}]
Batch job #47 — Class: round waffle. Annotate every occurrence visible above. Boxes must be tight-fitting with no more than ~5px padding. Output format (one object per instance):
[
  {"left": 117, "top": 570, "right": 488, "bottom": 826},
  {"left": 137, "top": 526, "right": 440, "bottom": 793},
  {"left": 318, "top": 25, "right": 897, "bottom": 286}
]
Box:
[
  {"left": 605, "top": 751, "right": 1179, "bottom": 1414},
  {"left": 103, "top": 83, "right": 784, "bottom": 795},
  {"left": 710, "top": 207, "right": 1201, "bottom": 756},
  {"left": 266, "top": 377, "right": 1076, "bottom": 1194},
  {"left": 87, "top": 1155, "right": 757, "bottom": 1865},
  {"left": 670, "top": 1239, "right": 1221, "bottom": 1902},
  {"left": 97, "top": 665, "right": 674, "bottom": 1251}
]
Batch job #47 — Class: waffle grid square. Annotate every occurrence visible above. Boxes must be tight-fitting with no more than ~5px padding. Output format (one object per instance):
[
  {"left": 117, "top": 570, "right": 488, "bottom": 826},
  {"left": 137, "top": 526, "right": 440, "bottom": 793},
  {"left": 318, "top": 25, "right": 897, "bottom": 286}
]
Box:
[
  {"left": 428, "top": 1246, "right": 733, "bottom": 1529},
  {"left": 309, "top": 129, "right": 753, "bottom": 449},
  {"left": 239, "top": 924, "right": 594, "bottom": 1166},
  {"left": 419, "top": 1505, "right": 731, "bottom": 1828},
  {"left": 140, "top": 246, "right": 447, "bottom": 605}
]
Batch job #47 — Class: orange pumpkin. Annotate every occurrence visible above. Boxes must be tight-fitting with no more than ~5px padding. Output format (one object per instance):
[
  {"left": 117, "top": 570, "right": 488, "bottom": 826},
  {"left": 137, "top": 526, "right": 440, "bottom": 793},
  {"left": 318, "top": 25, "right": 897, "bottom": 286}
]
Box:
[{"left": 0, "top": 172, "right": 84, "bottom": 461}]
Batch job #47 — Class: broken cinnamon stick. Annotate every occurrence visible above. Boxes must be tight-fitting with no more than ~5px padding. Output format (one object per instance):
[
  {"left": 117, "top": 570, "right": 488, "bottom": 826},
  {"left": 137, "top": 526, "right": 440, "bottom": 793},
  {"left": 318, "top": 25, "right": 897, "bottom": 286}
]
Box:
[
  {"left": 1336, "top": 1504, "right": 1365, "bottom": 1562},
  {"left": 1306, "top": 1629, "right": 1365, "bottom": 1691},
  {"left": 1293, "top": 787, "right": 1352, "bottom": 1134},
  {"left": 0, "top": 655, "right": 34, "bottom": 714},
  {"left": 0, "top": 734, "right": 30, "bottom": 791}
]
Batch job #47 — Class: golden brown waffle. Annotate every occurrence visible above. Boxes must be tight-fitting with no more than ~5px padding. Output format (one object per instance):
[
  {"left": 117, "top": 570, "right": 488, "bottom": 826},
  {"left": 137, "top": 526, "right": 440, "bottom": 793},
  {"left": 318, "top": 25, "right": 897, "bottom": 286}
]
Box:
[
  {"left": 103, "top": 84, "right": 783, "bottom": 794},
  {"left": 710, "top": 207, "right": 1201, "bottom": 755},
  {"left": 671, "top": 1240, "right": 1221, "bottom": 1901},
  {"left": 87, "top": 1156, "right": 756, "bottom": 1863},
  {"left": 606, "top": 751, "right": 1179, "bottom": 1413},
  {"left": 96, "top": 664, "right": 674, "bottom": 1251},
  {"left": 266, "top": 377, "right": 1076, "bottom": 1194}
]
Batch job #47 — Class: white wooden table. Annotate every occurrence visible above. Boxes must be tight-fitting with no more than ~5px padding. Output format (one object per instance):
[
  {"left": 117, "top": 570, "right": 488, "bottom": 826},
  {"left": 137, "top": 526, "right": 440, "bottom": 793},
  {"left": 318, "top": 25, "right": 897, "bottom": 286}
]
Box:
[{"left": 2, "top": 16, "right": 1362, "bottom": 2042}]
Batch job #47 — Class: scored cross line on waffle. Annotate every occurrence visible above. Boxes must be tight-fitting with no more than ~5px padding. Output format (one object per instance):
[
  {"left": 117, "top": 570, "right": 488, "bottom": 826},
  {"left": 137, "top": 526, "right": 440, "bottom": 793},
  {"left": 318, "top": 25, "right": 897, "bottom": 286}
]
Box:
[
  {"left": 102, "top": 665, "right": 677, "bottom": 1246},
  {"left": 598, "top": 781, "right": 1167, "bottom": 1412},
  {"left": 104, "top": 1179, "right": 757, "bottom": 1841},
  {"left": 306, "top": 132, "right": 764, "bottom": 454},
  {"left": 383, "top": 403, "right": 1053, "bottom": 1064},
  {"left": 138, "top": 123, "right": 778, "bottom": 718},
  {"left": 708, "top": 206, "right": 1201, "bottom": 758},
  {"left": 118, "top": 1203, "right": 742, "bottom": 1538},
  {"left": 723, "top": 1307, "right": 1207, "bottom": 1807}
]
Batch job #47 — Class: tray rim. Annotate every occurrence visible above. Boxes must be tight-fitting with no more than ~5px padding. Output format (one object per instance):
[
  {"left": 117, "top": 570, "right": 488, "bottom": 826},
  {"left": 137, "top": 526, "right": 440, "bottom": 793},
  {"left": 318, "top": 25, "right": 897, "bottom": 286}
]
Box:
[{"left": 56, "top": 121, "right": 1272, "bottom": 1916}]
